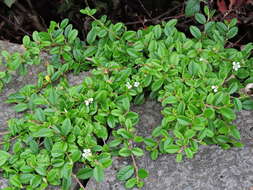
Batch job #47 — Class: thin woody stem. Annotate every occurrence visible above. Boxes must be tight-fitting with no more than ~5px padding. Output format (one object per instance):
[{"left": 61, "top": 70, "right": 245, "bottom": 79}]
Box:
[
  {"left": 131, "top": 153, "right": 140, "bottom": 183},
  {"left": 72, "top": 173, "right": 86, "bottom": 190}
]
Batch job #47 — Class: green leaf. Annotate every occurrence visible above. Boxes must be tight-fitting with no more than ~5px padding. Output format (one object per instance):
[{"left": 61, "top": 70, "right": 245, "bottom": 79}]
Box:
[
  {"left": 204, "top": 108, "right": 215, "bottom": 119},
  {"left": 173, "top": 130, "right": 184, "bottom": 139},
  {"left": 119, "top": 147, "right": 131, "bottom": 157},
  {"left": 62, "top": 176, "right": 71, "bottom": 190},
  {"left": 176, "top": 153, "right": 183, "bottom": 162},
  {"left": 185, "top": 0, "right": 200, "bottom": 16},
  {"left": 131, "top": 147, "right": 144, "bottom": 157},
  {"left": 206, "top": 128, "right": 214, "bottom": 137},
  {"left": 113, "top": 23, "right": 123, "bottom": 32},
  {"left": 60, "top": 118, "right": 72, "bottom": 136},
  {"left": 3, "top": 0, "right": 16, "bottom": 7},
  {"left": 170, "top": 52, "right": 179, "bottom": 65},
  {"left": 125, "top": 178, "right": 137, "bottom": 189},
  {"left": 227, "top": 27, "right": 238, "bottom": 39},
  {"left": 33, "top": 128, "right": 54, "bottom": 137},
  {"left": 144, "top": 138, "right": 157, "bottom": 147},
  {"left": 60, "top": 18, "right": 69, "bottom": 28},
  {"left": 29, "top": 140, "right": 39, "bottom": 154},
  {"left": 22, "top": 35, "right": 30, "bottom": 47},
  {"left": 0, "top": 71, "right": 6, "bottom": 79},
  {"left": 116, "top": 165, "right": 134, "bottom": 181},
  {"left": 9, "top": 175, "right": 22, "bottom": 188},
  {"left": 230, "top": 126, "right": 241, "bottom": 140},
  {"left": 0, "top": 150, "right": 11, "bottom": 166},
  {"left": 195, "top": 13, "right": 206, "bottom": 24},
  {"left": 190, "top": 26, "right": 201, "bottom": 39},
  {"left": 123, "top": 31, "right": 136, "bottom": 41},
  {"left": 138, "top": 168, "right": 149, "bottom": 179},
  {"left": 233, "top": 98, "right": 242, "bottom": 111},
  {"left": 32, "top": 31, "right": 40, "bottom": 42},
  {"left": 188, "top": 62, "right": 200, "bottom": 76},
  {"left": 142, "top": 75, "right": 152, "bottom": 87},
  {"left": 219, "top": 107, "right": 236, "bottom": 120},
  {"left": 14, "top": 103, "right": 28, "bottom": 112},
  {"left": 13, "top": 141, "right": 22, "bottom": 153},
  {"left": 134, "top": 93, "right": 145, "bottom": 105},
  {"left": 216, "top": 22, "right": 228, "bottom": 34},
  {"left": 77, "top": 168, "right": 93, "bottom": 180},
  {"left": 184, "top": 147, "right": 193, "bottom": 158},
  {"left": 153, "top": 25, "right": 162, "bottom": 39},
  {"left": 87, "top": 28, "right": 97, "bottom": 45},
  {"left": 150, "top": 149, "right": 159, "bottom": 160},
  {"left": 35, "top": 166, "right": 47, "bottom": 176},
  {"left": 35, "top": 108, "right": 45, "bottom": 122},
  {"left": 184, "top": 129, "right": 196, "bottom": 138},
  {"left": 228, "top": 82, "right": 238, "bottom": 94},
  {"left": 164, "top": 144, "right": 180, "bottom": 153},
  {"left": 93, "top": 165, "right": 104, "bottom": 182},
  {"left": 108, "top": 139, "right": 122, "bottom": 147},
  {"left": 213, "top": 92, "right": 225, "bottom": 105},
  {"left": 162, "top": 96, "right": 178, "bottom": 106},
  {"left": 177, "top": 116, "right": 192, "bottom": 126},
  {"left": 242, "top": 99, "right": 253, "bottom": 110},
  {"left": 97, "top": 29, "right": 107, "bottom": 38},
  {"left": 151, "top": 79, "right": 163, "bottom": 91},
  {"left": 70, "top": 150, "right": 81, "bottom": 162},
  {"left": 204, "top": 6, "right": 210, "bottom": 18},
  {"left": 127, "top": 48, "right": 139, "bottom": 58},
  {"left": 48, "top": 88, "right": 57, "bottom": 105},
  {"left": 107, "top": 115, "right": 117, "bottom": 128},
  {"left": 80, "top": 7, "right": 97, "bottom": 16},
  {"left": 68, "top": 29, "right": 78, "bottom": 43},
  {"left": 117, "top": 128, "right": 133, "bottom": 139}
]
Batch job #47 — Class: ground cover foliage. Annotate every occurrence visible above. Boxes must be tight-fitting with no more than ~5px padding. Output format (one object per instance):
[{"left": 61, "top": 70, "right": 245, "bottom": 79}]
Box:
[{"left": 0, "top": 6, "right": 253, "bottom": 190}]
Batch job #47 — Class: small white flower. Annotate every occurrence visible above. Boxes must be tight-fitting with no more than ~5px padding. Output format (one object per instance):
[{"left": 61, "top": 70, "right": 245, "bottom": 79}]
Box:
[
  {"left": 211, "top": 85, "right": 218, "bottom": 93},
  {"left": 232, "top": 62, "right": 241, "bottom": 71},
  {"left": 85, "top": 100, "right": 90, "bottom": 106},
  {"left": 134, "top": 82, "right": 140, "bottom": 87},
  {"left": 82, "top": 149, "right": 92, "bottom": 159},
  {"left": 85, "top": 98, "right": 93, "bottom": 106},
  {"left": 126, "top": 82, "right": 132, "bottom": 89},
  {"left": 199, "top": 58, "right": 204, "bottom": 61}
]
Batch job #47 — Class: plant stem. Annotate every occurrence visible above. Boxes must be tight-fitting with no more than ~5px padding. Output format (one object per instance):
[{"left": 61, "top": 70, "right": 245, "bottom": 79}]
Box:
[
  {"left": 131, "top": 153, "right": 140, "bottom": 183},
  {"left": 0, "top": 131, "right": 9, "bottom": 136},
  {"left": 89, "top": 15, "right": 120, "bottom": 40},
  {"left": 72, "top": 173, "right": 86, "bottom": 190},
  {"left": 129, "top": 140, "right": 140, "bottom": 183}
]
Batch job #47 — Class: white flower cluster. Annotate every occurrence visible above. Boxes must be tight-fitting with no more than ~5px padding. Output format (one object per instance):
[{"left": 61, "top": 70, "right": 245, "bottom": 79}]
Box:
[
  {"left": 134, "top": 82, "right": 140, "bottom": 87},
  {"left": 211, "top": 85, "right": 218, "bottom": 93},
  {"left": 126, "top": 81, "right": 140, "bottom": 89},
  {"left": 85, "top": 98, "right": 93, "bottom": 106},
  {"left": 126, "top": 82, "right": 132, "bottom": 89},
  {"left": 232, "top": 62, "right": 241, "bottom": 71},
  {"left": 82, "top": 149, "right": 92, "bottom": 159}
]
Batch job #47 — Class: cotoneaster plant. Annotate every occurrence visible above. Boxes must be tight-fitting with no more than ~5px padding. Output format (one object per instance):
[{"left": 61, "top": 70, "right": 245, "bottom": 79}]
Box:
[{"left": 0, "top": 6, "right": 253, "bottom": 190}]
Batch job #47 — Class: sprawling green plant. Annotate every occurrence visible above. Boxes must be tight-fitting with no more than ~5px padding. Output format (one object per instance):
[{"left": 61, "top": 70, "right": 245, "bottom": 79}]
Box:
[{"left": 0, "top": 6, "right": 253, "bottom": 189}]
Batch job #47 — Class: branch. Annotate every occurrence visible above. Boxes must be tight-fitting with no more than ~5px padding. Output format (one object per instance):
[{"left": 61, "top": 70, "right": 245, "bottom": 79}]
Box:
[
  {"left": 25, "top": 0, "right": 47, "bottom": 31},
  {"left": 137, "top": 0, "right": 152, "bottom": 19},
  {"left": 125, "top": 5, "right": 182, "bottom": 26},
  {"left": 0, "top": 131, "right": 9, "bottom": 136},
  {"left": 72, "top": 173, "right": 86, "bottom": 190},
  {"left": 0, "top": 14, "right": 31, "bottom": 36}
]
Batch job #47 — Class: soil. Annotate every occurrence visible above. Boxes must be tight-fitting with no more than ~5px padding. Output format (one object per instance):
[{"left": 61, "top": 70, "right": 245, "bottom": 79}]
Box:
[{"left": 0, "top": 0, "right": 253, "bottom": 47}]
